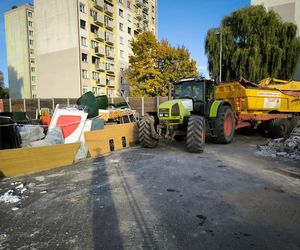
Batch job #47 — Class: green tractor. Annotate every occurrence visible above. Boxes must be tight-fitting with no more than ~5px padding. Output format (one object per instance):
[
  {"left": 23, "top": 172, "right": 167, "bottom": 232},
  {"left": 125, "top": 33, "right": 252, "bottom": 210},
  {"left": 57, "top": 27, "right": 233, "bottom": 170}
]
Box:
[{"left": 138, "top": 78, "right": 236, "bottom": 153}]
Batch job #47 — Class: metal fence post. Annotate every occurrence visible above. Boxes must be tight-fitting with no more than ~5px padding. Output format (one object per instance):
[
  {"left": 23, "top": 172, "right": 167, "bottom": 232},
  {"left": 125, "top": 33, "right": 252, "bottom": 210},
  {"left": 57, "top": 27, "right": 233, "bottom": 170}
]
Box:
[
  {"left": 142, "top": 96, "right": 144, "bottom": 116},
  {"left": 157, "top": 96, "right": 160, "bottom": 110},
  {"left": 67, "top": 98, "right": 70, "bottom": 106},
  {"left": 23, "top": 98, "right": 26, "bottom": 112},
  {"left": 9, "top": 98, "right": 12, "bottom": 112},
  {"left": 52, "top": 98, "right": 55, "bottom": 110},
  {"left": 38, "top": 98, "right": 41, "bottom": 111}
]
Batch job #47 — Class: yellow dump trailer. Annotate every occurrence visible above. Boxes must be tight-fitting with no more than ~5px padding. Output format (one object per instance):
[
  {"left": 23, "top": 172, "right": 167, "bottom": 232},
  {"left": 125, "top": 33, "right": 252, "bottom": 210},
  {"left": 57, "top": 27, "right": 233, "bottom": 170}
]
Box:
[{"left": 214, "top": 77, "right": 300, "bottom": 137}]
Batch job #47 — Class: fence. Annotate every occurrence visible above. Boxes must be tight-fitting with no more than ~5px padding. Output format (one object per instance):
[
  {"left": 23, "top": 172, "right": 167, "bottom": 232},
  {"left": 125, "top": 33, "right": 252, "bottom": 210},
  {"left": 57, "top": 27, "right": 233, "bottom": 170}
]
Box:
[{"left": 0, "top": 97, "right": 169, "bottom": 119}]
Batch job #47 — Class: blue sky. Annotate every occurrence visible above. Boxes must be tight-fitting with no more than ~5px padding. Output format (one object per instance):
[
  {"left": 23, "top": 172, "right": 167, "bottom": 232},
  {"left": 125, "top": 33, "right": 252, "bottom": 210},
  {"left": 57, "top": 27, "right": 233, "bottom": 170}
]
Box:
[{"left": 0, "top": 0, "right": 250, "bottom": 87}]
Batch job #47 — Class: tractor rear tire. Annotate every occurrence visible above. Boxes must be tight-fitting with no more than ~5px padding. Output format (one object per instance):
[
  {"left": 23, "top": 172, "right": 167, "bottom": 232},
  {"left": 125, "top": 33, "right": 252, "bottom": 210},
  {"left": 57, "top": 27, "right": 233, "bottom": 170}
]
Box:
[
  {"left": 214, "top": 105, "right": 235, "bottom": 144},
  {"left": 268, "top": 119, "right": 290, "bottom": 138},
  {"left": 186, "top": 116, "right": 205, "bottom": 153},
  {"left": 138, "top": 116, "right": 159, "bottom": 148}
]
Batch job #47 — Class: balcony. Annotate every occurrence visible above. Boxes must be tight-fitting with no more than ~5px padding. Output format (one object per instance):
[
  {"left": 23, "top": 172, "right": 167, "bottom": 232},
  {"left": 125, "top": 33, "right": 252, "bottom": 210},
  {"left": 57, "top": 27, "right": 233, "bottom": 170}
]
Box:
[
  {"left": 96, "top": 78, "right": 106, "bottom": 86},
  {"left": 106, "top": 78, "right": 115, "bottom": 87},
  {"left": 104, "top": 20, "right": 113, "bottom": 31},
  {"left": 135, "top": 0, "right": 143, "bottom": 7},
  {"left": 95, "top": 31, "right": 104, "bottom": 41},
  {"left": 142, "top": 13, "right": 148, "bottom": 22},
  {"left": 105, "top": 33, "right": 114, "bottom": 45},
  {"left": 94, "top": 15, "right": 104, "bottom": 26},
  {"left": 104, "top": 3, "right": 113, "bottom": 15},
  {"left": 94, "top": 46, "right": 105, "bottom": 56},
  {"left": 136, "top": 11, "right": 143, "bottom": 20},
  {"left": 105, "top": 50, "right": 114, "bottom": 59},
  {"left": 106, "top": 64, "right": 115, "bottom": 74},
  {"left": 142, "top": 2, "right": 149, "bottom": 11},
  {"left": 95, "top": 62, "right": 105, "bottom": 71},
  {"left": 94, "top": 0, "right": 104, "bottom": 10},
  {"left": 135, "top": 21, "right": 142, "bottom": 32}
]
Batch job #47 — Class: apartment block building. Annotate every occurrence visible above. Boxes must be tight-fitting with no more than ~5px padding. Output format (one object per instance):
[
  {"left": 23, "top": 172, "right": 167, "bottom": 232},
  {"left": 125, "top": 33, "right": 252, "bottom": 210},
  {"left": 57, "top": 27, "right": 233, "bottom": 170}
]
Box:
[
  {"left": 34, "top": 0, "right": 157, "bottom": 98},
  {"left": 251, "top": 0, "right": 300, "bottom": 79},
  {"left": 5, "top": 4, "right": 37, "bottom": 99}
]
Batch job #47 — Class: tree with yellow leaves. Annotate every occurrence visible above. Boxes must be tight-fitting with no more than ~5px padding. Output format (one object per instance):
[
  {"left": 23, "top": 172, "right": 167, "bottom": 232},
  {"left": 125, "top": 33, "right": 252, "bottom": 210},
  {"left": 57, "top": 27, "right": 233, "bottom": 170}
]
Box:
[{"left": 125, "top": 32, "right": 198, "bottom": 97}]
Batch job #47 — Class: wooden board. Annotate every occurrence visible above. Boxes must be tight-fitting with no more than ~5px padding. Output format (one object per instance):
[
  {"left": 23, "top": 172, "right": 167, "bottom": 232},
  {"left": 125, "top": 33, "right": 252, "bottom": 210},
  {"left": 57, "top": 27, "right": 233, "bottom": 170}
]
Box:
[
  {"left": 0, "top": 143, "right": 80, "bottom": 177},
  {"left": 84, "top": 123, "right": 138, "bottom": 157}
]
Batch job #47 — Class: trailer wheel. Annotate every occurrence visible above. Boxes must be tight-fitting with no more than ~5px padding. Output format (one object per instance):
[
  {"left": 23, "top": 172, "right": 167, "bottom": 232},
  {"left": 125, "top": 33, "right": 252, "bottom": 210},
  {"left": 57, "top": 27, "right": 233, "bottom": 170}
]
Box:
[
  {"left": 214, "top": 105, "right": 235, "bottom": 144},
  {"left": 138, "top": 116, "right": 159, "bottom": 148},
  {"left": 186, "top": 116, "right": 205, "bottom": 153},
  {"left": 290, "top": 116, "right": 300, "bottom": 131},
  {"left": 268, "top": 119, "right": 290, "bottom": 138}
]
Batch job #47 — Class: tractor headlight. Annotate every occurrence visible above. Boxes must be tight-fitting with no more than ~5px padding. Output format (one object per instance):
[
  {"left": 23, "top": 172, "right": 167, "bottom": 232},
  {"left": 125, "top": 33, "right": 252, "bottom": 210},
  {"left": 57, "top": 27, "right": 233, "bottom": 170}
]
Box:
[
  {"left": 171, "top": 103, "right": 180, "bottom": 116},
  {"left": 159, "top": 113, "right": 163, "bottom": 117}
]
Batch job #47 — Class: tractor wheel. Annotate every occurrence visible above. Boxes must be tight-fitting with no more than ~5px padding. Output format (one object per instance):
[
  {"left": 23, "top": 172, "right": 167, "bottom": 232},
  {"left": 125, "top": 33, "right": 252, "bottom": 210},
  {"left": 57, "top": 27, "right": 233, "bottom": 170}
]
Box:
[
  {"left": 138, "top": 116, "right": 159, "bottom": 148},
  {"left": 214, "top": 105, "right": 235, "bottom": 144},
  {"left": 186, "top": 116, "right": 205, "bottom": 153},
  {"left": 268, "top": 119, "right": 290, "bottom": 138}
]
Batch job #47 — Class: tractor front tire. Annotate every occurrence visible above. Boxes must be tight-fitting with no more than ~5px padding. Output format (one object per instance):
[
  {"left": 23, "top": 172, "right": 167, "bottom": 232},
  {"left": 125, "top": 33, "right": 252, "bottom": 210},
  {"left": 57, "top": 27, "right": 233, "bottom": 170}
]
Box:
[
  {"left": 138, "top": 116, "right": 159, "bottom": 148},
  {"left": 186, "top": 116, "right": 205, "bottom": 153},
  {"left": 214, "top": 105, "right": 235, "bottom": 144}
]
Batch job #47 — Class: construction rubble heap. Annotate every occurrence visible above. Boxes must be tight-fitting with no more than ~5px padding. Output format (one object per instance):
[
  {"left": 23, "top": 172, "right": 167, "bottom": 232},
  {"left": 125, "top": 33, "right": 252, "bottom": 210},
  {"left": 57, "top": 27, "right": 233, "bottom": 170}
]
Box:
[{"left": 257, "top": 127, "right": 300, "bottom": 161}]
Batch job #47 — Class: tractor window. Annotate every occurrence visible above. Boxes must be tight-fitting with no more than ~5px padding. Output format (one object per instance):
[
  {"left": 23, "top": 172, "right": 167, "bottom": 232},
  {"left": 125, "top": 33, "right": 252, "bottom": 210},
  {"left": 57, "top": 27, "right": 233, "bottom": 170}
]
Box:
[{"left": 174, "top": 81, "right": 204, "bottom": 102}]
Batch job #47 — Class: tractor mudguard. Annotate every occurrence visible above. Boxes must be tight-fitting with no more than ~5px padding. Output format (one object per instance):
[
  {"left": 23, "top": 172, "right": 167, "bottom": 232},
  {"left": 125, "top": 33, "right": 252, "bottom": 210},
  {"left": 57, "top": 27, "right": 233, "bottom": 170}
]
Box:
[{"left": 209, "top": 100, "right": 225, "bottom": 117}]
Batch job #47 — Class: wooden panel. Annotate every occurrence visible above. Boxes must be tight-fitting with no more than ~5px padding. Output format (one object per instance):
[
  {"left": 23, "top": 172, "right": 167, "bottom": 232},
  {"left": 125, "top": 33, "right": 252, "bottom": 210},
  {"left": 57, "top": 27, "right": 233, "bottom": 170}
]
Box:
[
  {"left": 84, "top": 123, "right": 138, "bottom": 157},
  {"left": 0, "top": 143, "right": 80, "bottom": 177}
]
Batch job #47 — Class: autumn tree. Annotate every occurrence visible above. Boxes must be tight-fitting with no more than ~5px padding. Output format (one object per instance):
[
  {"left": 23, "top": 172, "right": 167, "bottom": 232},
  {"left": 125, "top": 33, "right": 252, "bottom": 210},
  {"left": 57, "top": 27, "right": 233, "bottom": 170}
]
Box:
[
  {"left": 126, "top": 32, "right": 198, "bottom": 97},
  {"left": 205, "top": 5, "right": 300, "bottom": 82},
  {"left": 0, "top": 70, "right": 9, "bottom": 99}
]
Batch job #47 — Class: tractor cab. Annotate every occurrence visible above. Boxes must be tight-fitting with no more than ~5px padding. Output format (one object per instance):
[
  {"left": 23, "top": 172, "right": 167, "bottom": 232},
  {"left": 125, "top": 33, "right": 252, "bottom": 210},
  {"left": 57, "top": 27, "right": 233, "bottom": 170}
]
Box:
[{"left": 173, "top": 78, "right": 213, "bottom": 116}]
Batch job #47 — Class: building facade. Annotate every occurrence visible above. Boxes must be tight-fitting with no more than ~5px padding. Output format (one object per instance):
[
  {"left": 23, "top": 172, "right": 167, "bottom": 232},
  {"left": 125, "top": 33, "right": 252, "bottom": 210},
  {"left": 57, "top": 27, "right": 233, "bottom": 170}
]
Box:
[
  {"left": 5, "top": 4, "right": 37, "bottom": 99},
  {"left": 34, "top": 0, "right": 157, "bottom": 98},
  {"left": 251, "top": 0, "right": 300, "bottom": 80}
]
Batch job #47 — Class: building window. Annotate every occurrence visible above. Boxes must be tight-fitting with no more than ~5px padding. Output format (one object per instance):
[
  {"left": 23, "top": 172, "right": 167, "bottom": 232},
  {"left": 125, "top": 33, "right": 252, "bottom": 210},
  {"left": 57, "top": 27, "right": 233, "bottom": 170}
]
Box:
[
  {"left": 128, "top": 27, "right": 131, "bottom": 35},
  {"left": 120, "top": 76, "right": 124, "bottom": 85},
  {"left": 119, "top": 22, "right": 124, "bottom": 31},
  {"left": 31, "top": 67, "right": 36, "bottom": 73},
  {"left": 81, "top": 36, "right": 87, "bottom": 46},
  {"left": 29, "top": 39, "right": 34, "bottom": 46},
  {"left": 92, "top": 71, "right": 100, "bottom": 80},
  {"left": 28, "top": 11, "right": 32, "bottom": 17},
  {"left": 152, "top": 6, "right": 155, "bottom": 13},
  {"left": 127, "top": 1, "right": 131, "bottom": 9},
  {"left": 90, "top": 9, "right": 97, "bottom": 17},
  {"left": 119, "top": 8, "right": 123, "bottom": 17},
  {"left": 91, "top": 40, "right": 98, "bottom": 48},
  {"left": 32, "top": 85, "right": 37, "bottom": 91},
  {"left": 128, "top": 40, "right": 131, "bottom": 48},
  {"left": 92, "top": 87, "right": 100, "bottom": 95},
  {"left": 82, "top": 69, "right": 89, "bottom": 79},
  {"left": 32, "top": 76, "right": 37, "bottom": 82},
  {"left": 32, "top": 94, "right": 37, "bottom": 99},
  {"left": 83, "top": 87, "right": 89, "bottom": 94},
  {"left": 120, "top": 50, "right": 124, "bottom": 58},
  {"left": 28, "top": 21, "right": 33, "bottom": 27},
  {"left": 120, "top": 36, "right": 124, "bottom": 45},
  {"left": 80, "top": 19, "right": 86, "bottom": 29},
  {"left": 127, "top": 14, "right": 131, "bottom": 22},
  {"left": 152, "top": 17, "right": 155, "bottom": 24},
  {"left": 82, "top": 53, "right": 88, "bottom": 62},
  {"left": 30, "top": 58, "right": 35, "bottom": 63},
  {"left": 119, "top": 0, "right": 123, "bottom": 3},
  {"left": 29, "top": 30, "right": 34, "bottom": 36},
  {"left": 30, "top": 49, "right": 34, "bottom": 54},
  {"left": 80, "top": 3, "right": 86, "bottom": 13}
]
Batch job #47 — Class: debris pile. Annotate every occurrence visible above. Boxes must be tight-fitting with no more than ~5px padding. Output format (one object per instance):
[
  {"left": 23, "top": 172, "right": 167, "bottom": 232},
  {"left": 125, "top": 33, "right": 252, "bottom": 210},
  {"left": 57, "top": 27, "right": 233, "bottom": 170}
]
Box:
[
  {"left": 0, "top": 183, "right": 27, "bottom": 205},
  {"left": 257, "top": 127, "right": 300, "bottom": 161}
]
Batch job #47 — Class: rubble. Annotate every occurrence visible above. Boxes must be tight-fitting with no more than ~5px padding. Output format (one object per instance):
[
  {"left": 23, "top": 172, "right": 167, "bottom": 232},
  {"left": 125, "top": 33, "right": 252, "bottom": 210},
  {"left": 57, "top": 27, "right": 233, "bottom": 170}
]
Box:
[
  {"left": 257, "top": 127, "right": 300, "bottom": 161},
  {"left": 0, "top": 183, "right": 28, "bottom": 204}
]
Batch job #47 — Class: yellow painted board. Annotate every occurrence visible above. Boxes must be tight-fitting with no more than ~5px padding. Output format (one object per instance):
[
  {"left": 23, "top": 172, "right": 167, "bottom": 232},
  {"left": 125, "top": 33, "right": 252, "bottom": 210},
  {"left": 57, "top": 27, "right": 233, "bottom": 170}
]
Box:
[
  {"left": 0, "top": 143, "right": 80, "bottom": 177},
  {"left": 84, "top": 123, "right": 138, "bottom": 157}
]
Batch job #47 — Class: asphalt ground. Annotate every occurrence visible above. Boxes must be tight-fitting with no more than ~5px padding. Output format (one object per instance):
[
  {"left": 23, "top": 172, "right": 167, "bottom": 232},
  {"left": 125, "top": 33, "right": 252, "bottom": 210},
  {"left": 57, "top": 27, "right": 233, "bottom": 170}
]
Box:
[{"left": 0, "top": 135, "right": 300, "bottom": 250}]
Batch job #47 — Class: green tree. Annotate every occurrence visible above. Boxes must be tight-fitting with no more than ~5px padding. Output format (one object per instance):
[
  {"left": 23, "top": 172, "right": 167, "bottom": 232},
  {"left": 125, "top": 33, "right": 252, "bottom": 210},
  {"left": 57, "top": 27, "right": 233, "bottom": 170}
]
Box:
[
  {"left": 126, "top": 32, "right": 198, "bottom": 96},
  {"left": 0, "top": 70, "right": 9, "bottom": 98},
  {"left": 205, "top": 5, "right": 300, "bottom": 82}
]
